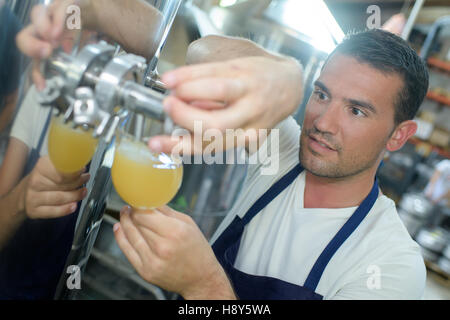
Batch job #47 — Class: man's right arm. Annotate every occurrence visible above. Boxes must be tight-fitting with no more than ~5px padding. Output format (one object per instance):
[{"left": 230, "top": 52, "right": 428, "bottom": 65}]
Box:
[
  {"left": 186, "top": 35, "right": 289, "bottom": 64},
  {"left": 85, "top": 0, "right": 165, "bottom": 59},
  {"left": 16, "top": 0, "right": 167, "bottom": 89}
]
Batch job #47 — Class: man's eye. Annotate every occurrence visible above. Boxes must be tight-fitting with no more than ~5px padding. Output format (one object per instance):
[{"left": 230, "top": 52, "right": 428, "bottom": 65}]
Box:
[
  {"left": 350, "top": 107, "right": 366, "bottom": 117},
  {"left": 314, "top": 90, "right": 327, "bottom": 101}
]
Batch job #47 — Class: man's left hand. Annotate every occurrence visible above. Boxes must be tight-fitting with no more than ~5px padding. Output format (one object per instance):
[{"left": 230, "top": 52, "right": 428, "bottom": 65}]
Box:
[{"left": 113, "top": 205, "right": 236, "bottom": 299}]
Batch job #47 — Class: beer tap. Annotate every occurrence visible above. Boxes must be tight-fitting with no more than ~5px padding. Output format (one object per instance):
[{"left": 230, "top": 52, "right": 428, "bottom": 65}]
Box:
[{"left": 37, "top": 41, "right": 176, "bottom": 143}]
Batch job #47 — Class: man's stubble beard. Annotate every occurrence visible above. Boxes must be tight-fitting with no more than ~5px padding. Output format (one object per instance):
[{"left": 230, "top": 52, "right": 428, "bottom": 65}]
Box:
[{"left": 298, "top": 130, "right": 387, "bottom": 180}]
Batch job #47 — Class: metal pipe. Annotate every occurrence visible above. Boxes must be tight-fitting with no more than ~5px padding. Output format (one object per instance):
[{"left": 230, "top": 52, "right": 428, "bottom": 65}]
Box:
[
  {"left": 401, "top": 0, "right": 426, "bottom": 41},
  {"left": 45, "top": 50, "right": 105, "bottom": 88},
  {"left": 44, "top": 51, "right": 73, "bottom": 76},
  {"left": 420, "top": 16, "right": 450, "bottom": 60},
  {"left": 119, "top": 81, "right": 166, "bottom": 121},
  {"left": 44, "top": 48, "right": 168, "bottom": 122}
]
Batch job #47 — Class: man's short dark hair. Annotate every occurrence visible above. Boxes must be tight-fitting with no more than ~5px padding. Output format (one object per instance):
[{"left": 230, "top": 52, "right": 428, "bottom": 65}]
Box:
[{"left": 327, "top": 29, "right": 429, "bottom": 126}]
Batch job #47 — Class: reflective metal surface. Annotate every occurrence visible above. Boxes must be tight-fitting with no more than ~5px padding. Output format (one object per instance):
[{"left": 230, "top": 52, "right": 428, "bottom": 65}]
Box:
[
  {"left": 39, "top": 43, "right": 171, "bottom": 142},
  {"left": 420, "top": 15, "right": 450, "bottom": 60},
  {"left": 144, "top": 0, "right": 183, "bottom": 72},
  {"left": 54, "top": 139, "right": 114, "bottom": 299},
  {"left": 76, "top": 214, "right": 167, "bottom": 300},
  {"left": 54, "top": 1, "right": 183, "bottom": 300},
  {"left": 0, "top": 0, "right": 183, "bottom": 300},
  {"left": 263, "top": 0, "right": 344, "bottom": 54}
]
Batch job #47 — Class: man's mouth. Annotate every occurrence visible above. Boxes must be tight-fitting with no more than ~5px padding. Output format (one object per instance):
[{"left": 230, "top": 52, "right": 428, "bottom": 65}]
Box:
[{"left": 308, "top": 135, "right": 337, "bottom": 152}]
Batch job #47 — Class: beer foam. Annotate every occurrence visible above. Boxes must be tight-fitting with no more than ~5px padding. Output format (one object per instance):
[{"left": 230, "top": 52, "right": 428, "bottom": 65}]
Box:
[{"left": 116, "top": 140, "right": 180, "bottom": 169}]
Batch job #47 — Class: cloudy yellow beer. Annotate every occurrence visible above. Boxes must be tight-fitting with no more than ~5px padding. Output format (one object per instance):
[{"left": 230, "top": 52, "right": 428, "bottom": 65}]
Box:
[
  {"left": 111, "top": 138, "right": 183, "bottom": 209},
  {"left": 48, "top": 115, "right": 98, "bottom": 173}
]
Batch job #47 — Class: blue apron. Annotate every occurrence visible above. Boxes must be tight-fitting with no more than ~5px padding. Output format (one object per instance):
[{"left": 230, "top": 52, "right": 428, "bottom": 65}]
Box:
[
  {"left": 212, "top": 162, "right": 379, "bottom": 300},
  {"left": 0, "top": 110, "right": 81, "bottom": 300}
]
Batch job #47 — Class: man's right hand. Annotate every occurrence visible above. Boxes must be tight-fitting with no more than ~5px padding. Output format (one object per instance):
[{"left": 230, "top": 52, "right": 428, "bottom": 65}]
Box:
[
  {"left": 21, "top": 157, "right": 90, "bottom": 219},
  {"left": 15, "top": 0, "right": 86, "bottom": 90}
]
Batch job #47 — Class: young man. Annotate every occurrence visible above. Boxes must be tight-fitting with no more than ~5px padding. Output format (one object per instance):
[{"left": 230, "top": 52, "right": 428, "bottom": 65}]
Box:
[
  {"left": 17, "top": 1, "right": 428, "bottom": 300},
  {"left": 113, "top": 29, "right": 430, "bottom": 300}
]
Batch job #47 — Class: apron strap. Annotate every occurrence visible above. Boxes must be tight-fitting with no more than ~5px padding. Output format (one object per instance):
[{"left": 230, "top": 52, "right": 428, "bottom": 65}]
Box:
[
  {"left": 241, "top": 163, "right": 304, "bottom": 225},
  {"left": 36, "top": 107, "right": 53, "bottom": 155},
  {"left": 22, "top": 108, "right": 54, "bottom": 177},
  {"left": 212, "top": 163, "right": 304, "bottom": 266},
  {"left": 303, "top": 178, "right": 380, "bottom": 291}
]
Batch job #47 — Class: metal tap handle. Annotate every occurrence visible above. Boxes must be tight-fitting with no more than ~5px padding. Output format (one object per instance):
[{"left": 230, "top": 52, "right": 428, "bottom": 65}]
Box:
[
  {"left": 119, "top": 81, "right": 166, "bottom": 121},
  {"left": 36, "top": 76, "right": 65, "bottom": 106}
]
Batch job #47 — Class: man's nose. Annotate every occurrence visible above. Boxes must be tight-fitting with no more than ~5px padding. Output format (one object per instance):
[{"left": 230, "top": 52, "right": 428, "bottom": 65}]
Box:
[{"left": 313, "top": 103, "right": 340, "bottom": 135}]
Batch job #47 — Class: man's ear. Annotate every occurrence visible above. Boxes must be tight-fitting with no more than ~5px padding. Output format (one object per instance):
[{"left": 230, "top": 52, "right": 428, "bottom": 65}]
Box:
[{"left": 386, "top": 120, "right": 417, "bottom": 152}]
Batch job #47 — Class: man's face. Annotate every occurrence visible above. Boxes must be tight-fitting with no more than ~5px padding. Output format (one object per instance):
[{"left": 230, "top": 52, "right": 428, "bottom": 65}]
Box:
[{"left": 299, "top": 54, "right": 403, "bottom": 179}]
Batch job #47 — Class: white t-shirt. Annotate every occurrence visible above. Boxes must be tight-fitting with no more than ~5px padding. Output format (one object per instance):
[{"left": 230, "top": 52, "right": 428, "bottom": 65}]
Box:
[
  {"left": 210, "top": 116, "right": 426, "bottom": 300},
  {"left": 10, "top": 85, "right": 51, "bottom": 156}
]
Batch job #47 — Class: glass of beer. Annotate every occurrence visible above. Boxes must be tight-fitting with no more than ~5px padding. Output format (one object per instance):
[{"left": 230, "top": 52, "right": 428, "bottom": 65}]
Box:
[
  {"left": 111, "top": 114, "right": 183, "bottom": 210},
  {"left": 48, "top": 113, "right": 98, "bottom": 173}
]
